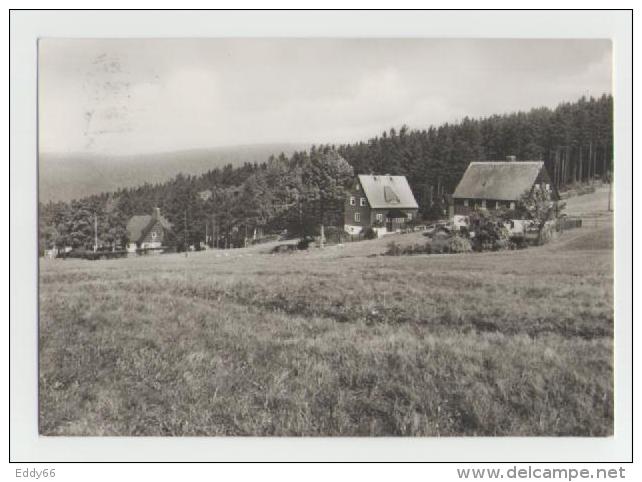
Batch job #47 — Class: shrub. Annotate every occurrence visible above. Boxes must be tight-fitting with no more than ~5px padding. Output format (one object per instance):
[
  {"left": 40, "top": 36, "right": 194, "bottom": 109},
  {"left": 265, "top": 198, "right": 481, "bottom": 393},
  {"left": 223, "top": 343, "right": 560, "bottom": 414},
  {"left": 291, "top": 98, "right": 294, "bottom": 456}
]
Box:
[
  {"left": 494, "top": 238, "right": 510, "bottom": 251},
  {"left": 63, "top": 249, "right": 99, "bottom": 260},
  {"left": 385, "top": 241, "right": 431, "bottom": 256},
  {"left": 297, "top": 238, "right": 312, "bottom": 250},
  {"left": 405, "top": 217, "right": 421, "bottom": 231},
  {"left": 448, "top": 235, "right": 472, "bottom": 253},
  {"left": 363, "top": 227, "right": 378, "bottom": 240},
  {"left": 271, "top": 244, "right": 297, "bottom": 254},
  {"left": 323, "top": 226, "right": 349, "bottom": 244},
  {"left": 385, "top": 241, "right": 403, "bottom": 256},
  {"left": 405, "top": 243, "right": 430, "bottom": 255},
  {"left": 467, "top": 210, "right": 511, "bottom": 252},
  {"left": 430, "top": 232, "right": 451, "bottom": 254},
  {"left": 401, "top": 244, "right": 415, "bottom": 255}
]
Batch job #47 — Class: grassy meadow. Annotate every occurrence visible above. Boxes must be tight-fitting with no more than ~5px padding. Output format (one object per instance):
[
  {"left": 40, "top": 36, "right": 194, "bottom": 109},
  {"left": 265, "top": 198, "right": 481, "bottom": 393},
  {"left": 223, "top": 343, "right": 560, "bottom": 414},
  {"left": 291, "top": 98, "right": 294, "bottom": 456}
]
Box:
[{"left": 39, "top": 191, "right": 614, "bottom": 436}]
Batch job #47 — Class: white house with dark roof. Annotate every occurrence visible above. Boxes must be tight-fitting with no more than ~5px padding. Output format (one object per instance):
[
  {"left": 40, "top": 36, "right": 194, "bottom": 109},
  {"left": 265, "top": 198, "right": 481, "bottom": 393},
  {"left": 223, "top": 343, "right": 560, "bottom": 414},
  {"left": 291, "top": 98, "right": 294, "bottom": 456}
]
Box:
[
  {"left": 451, "top": 160, "right": 558, "bottom": 217},
  {"left": 344, "top": 174, "right": 419, "bottom": 235}
]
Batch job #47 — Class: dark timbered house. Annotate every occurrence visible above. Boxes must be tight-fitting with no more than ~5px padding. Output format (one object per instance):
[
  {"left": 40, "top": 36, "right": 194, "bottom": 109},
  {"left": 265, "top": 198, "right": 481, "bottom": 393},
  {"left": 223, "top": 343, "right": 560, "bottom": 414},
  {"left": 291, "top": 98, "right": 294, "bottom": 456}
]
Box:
[{"left": 344, "top": 174, "right": 419, "bottom": 235}]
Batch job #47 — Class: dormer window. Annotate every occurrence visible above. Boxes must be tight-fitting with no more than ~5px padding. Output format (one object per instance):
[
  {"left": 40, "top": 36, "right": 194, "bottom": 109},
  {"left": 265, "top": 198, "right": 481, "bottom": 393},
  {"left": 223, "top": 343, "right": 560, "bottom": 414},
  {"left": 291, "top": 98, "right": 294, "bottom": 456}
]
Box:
[{"left": 383, "top": 186, "right": 400, "bottom": 204}]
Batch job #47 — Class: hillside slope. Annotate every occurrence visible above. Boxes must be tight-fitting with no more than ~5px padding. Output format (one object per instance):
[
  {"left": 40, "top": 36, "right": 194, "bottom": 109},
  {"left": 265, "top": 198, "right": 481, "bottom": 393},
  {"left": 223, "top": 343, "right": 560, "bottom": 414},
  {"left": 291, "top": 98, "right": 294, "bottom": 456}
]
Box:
[{"left": 39, "top": 143, "right": 309, "bottom": 202}]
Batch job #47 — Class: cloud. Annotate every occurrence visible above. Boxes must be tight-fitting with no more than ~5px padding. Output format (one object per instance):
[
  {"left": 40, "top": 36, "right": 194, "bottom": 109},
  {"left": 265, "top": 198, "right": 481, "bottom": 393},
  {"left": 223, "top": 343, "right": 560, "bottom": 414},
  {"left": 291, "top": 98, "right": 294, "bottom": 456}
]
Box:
[{"left": 38, "top": 38, "right": 612, "bottom": 156}]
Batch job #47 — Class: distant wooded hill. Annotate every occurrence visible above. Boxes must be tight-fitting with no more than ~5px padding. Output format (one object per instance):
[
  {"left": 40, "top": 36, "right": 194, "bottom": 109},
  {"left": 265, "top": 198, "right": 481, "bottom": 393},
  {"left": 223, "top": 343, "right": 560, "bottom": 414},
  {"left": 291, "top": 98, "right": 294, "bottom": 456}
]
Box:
[{"left": 39, "top": 143, "right": 310, "bottom": 202}]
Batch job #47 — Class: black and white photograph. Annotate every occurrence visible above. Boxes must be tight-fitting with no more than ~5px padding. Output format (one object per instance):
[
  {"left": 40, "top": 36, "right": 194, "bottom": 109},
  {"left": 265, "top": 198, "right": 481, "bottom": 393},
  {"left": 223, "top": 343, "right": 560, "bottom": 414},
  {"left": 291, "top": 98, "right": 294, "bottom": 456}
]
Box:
[{"left": 36, "top": 35, "right": 616, "bottom": 438}]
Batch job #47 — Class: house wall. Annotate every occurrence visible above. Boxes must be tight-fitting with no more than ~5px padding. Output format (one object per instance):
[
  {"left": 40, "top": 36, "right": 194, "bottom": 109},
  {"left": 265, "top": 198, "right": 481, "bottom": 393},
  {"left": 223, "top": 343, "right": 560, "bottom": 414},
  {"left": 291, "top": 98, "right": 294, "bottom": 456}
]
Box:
[
  {"left": 344, "top": 182, "right": 371, "bottom": 231},
  {"left": 370, "top": 208, "right": 418, "bottom": 230},
  {"left": 534, "top": 169, "right": 558, "bottom": 199},
  {"left": 345, "top": 205, "right": 418, "bottom": 233},
  {"left": 139, "top": 220, "right": 165, "bottom": 248},
  {"left": 453, "top": 198, "right": 516, "bottom": 216}
]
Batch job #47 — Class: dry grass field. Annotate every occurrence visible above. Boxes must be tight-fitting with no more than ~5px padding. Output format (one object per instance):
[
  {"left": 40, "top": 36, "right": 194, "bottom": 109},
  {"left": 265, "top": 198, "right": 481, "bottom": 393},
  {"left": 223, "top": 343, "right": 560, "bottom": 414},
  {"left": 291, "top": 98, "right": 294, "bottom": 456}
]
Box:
[{"left": 39, "top": 190, "right": 614, "bottom": 436}]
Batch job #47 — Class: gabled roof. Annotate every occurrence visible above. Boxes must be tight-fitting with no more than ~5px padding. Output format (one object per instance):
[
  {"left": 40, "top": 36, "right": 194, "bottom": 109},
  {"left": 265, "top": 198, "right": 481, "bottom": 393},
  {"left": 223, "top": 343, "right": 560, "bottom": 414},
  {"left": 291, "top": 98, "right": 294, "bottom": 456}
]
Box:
[
  {"left": 358, "top": 174, "right": 419, "bottom": 209},
  {"left": 452, "top": 161, "right": 545, "bottom": 201},
  {"left": 126, "top": 213, "right": 172, "bottom": 243}
]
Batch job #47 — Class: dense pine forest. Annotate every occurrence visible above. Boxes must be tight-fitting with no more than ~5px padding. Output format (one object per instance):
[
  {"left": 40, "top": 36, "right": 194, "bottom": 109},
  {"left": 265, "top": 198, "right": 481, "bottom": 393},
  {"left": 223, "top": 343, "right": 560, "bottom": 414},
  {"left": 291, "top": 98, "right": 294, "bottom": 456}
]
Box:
[{"left": 39, "top": 94, "right": 613, "bottom": 253}]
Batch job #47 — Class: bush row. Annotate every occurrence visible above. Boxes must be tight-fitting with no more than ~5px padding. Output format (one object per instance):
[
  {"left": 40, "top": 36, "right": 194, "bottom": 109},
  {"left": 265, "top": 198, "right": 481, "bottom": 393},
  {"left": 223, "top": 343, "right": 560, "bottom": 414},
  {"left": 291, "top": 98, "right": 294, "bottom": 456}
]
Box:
[{"left": 385, "top": 235, "right": 473, "bottom": 256}]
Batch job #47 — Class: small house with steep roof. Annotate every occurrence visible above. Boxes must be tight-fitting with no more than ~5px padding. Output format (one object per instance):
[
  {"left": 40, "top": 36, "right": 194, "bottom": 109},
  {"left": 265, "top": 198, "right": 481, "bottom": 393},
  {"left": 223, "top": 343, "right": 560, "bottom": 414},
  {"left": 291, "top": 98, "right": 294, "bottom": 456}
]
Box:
[
  {"left": 344, "top": 174, "right": 419, "bottom": 235},
  {"left": 126, "top": 207, "right": 172, "bottom": 253}
]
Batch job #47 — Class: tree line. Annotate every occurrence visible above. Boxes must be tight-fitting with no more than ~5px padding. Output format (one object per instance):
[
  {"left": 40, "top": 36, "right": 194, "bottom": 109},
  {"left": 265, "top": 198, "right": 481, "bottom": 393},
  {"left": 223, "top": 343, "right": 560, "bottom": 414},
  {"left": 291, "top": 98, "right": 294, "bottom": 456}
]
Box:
[{"left": 39, "top": 94, "right": 613, "bottom": 253}]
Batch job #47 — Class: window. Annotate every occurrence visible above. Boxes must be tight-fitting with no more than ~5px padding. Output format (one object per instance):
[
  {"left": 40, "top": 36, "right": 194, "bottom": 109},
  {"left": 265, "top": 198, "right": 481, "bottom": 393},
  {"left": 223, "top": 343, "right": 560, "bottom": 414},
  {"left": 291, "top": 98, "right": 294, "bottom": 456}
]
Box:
[
  {"left": 463, "top": 199, "right": 469, "bottom": 207},
  {"left": 481, "top": 200, "right": 487, "bottom": 209},
  {"left": 151, "top": 231, "right": 157, "bottom": 239},
  {"left": 350, "top": 196, "right": 356, "bottom": 206},
  {"left": 545, "top": 183, "right": 550, "bottom": 191},
  {"left": 354, "top": 212, "right": 361, "bottom": 222},
  {"left": 495, "top": 201, "right": 501, "bottom": 210},
  {"left": 534, "top": 183, "right": 540, "bottom": 190},
  {"left": 510, "top": 202, "right": 516, "bottom": 210},
  {"left": 407, "top": 212, "right": 412, "bottom": 220},
  {"left": 360, "top": 197, "right": 367, "bottom": 207},
  {"left": 355, "top": 184, "right": 360, "bottom": 191},
  {"left": 376, "top": 213, "right": 383, "bottom": 222}
]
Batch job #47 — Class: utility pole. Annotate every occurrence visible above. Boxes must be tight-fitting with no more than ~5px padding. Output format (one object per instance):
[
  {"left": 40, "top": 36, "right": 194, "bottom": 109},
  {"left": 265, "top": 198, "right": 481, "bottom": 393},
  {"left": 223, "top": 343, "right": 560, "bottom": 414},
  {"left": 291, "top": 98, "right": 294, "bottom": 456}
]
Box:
[
  {"left": 214, "top": 218, "right": 217, "bottom": 248},
  {"left": 607, "top": 173, "right": 613, "bottom": 212},
  {"left": 184, "top": 208, "right": 188, "bottom": 257},
  {"left": 577, "top": 145, "right": 582, "bottom": 184},
  {"left": 553, "top": 149, "right": 558, "bottom": 190},
  {"left": 579, "top": 144, "right": 583, "bottom": 183},
  {"left": 566, "top": 146, "right": 573, "bottom": 186},
  {"left": 559, "top": 149, "right": 564, "bottom": 189},
  {"left": 589, "top": 140, "right": 595, "bottom": 185},
  {"left": 93, "top": 213, "right": 98, "bottom": 252}
]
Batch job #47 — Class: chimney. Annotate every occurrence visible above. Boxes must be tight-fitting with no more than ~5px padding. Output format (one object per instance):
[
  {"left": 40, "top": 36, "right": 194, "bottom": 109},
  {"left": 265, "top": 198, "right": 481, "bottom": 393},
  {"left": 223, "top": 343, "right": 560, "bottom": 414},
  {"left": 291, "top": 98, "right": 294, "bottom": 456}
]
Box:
[
  {"left": 506, "top": 155, "right": 516, "bottom": 162},
  {"left": 152, "top": 207, "right": 161, "bottom": 220}
]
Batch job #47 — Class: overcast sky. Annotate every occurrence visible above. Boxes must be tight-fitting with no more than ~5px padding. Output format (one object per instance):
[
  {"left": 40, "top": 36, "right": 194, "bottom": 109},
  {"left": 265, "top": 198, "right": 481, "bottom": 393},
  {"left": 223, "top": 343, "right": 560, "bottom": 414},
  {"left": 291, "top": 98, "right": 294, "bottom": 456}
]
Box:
[{"left": 38, "top": 38, "right": 612, "bottom": 157}]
